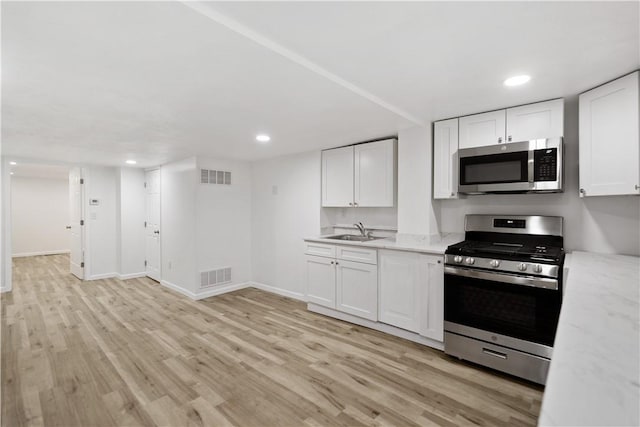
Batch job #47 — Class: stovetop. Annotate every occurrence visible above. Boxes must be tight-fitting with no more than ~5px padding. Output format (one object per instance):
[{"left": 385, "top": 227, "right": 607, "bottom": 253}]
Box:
[{"left": 446, "top": 240, "right": 564, "bottom": 263}]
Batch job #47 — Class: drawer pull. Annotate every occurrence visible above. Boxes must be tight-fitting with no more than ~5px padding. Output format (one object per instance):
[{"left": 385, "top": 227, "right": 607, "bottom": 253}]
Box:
[{"left": 482, "top": 348, "right": 507, "bottom": 359}]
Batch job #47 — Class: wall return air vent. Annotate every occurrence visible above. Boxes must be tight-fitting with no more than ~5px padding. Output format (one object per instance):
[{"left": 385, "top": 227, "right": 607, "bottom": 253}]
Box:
[
  {"left": 200, "top": 267, "right": 232, "bottom": 289},
  {"left": 201, "top": 169, "right": 231, "bottom": 185}
]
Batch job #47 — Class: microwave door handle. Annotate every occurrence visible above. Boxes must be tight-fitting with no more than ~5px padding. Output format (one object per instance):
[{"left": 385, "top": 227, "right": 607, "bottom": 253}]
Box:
[{"left": 528, "top": 150, "right": 535, "bottom": 183}]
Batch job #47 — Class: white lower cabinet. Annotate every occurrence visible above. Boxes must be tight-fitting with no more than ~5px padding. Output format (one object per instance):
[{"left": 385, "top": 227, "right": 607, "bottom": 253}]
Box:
[
  {"left": 378, "top": 250, "right": 444, "bottom": 341},
  {"left": 305, "top": 255, "right": 336, "bottom": 309},
  {"left": 336, "top": 260, "right": 378, "bottom": 321}
]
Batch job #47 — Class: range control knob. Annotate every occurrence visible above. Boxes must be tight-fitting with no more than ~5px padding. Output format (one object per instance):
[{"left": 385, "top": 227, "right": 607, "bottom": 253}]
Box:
[
  {"left": 490, "top": 260, "right": 500, "bottom": 268},
  {"left": 454, "top": 255, "right": 463, "bottom": 264},
  {"left": 518, "top": 263, "right": 528, "bottom": 271},
  {"left": 465, "top": 257, "right": 475, "bottom": 265},
  {"left": 532, "top": 264, "right": 543, "bottom": 274}
]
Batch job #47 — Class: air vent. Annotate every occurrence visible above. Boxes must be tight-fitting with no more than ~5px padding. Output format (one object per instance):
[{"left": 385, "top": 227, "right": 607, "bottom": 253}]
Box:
[
  {"left": 200, "top": 267, "right": 232, "bottom": 288},
  {"left": 200, "top": 169, "right": 231, "bottom": 185}
]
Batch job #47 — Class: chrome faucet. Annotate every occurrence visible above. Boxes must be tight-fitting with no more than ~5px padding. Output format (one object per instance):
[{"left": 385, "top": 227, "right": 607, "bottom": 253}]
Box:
[{"left": 354, "top": 222, "right": 367, "bottom": 237}]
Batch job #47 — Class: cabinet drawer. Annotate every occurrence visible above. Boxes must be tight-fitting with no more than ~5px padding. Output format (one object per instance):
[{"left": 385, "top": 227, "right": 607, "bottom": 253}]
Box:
[
  {"left": 336, "top": 246, "right": 377, "bottom": 265},
  {"left": 304, "top": 241, "right": 336, "bottom": 258}
]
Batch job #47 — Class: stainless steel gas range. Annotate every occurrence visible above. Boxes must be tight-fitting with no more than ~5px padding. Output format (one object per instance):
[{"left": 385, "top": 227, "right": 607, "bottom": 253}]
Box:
[{"left": 444, "top": 215, "right": 565, "bottom": 385}]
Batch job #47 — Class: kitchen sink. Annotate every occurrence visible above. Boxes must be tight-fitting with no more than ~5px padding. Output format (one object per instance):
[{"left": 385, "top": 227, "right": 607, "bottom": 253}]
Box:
[{"left": 325, "top": 234, "right": 385, "bottom": 242}]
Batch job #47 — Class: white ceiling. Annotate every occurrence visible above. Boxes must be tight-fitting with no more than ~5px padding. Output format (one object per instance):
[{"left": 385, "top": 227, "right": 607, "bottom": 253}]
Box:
[{"left": 2, "top": 1, "right": 638, "bottom": 167}]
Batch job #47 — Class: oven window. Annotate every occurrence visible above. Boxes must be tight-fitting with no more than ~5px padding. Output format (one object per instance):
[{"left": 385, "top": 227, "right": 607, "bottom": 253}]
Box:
[
  {"left": 460, "top": 151, "right": 528, "bottom": 185},
  {"left": 444, "top": 273, "right": 561, "bottom": 346}
]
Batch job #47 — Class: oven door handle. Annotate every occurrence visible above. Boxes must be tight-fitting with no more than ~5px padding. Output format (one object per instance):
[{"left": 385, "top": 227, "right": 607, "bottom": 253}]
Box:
[{"left": 444, "top": 266, "right": 558, "bottom": 291}]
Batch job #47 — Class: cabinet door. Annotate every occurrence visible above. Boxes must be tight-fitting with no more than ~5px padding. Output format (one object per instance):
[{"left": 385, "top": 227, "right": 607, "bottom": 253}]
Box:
[
  {"left": 433, "top": 119, "right": 459, "bottom": 199},
  {"left": 354, "top": 139, "right": 396, "bottom": 207},
  {"left": 306, "top": 255, "right": 336, "bottom": 309},
  {"left": 579, "top": 72, "right": 640, "bottom": 197},
  {"left": 336, "top": 260, "right": 378, "bottom": 321},
  {"left": 506, "top": 99, "right": 564, "bottom": 142},
  {"left": 378, "top": 250, "right": 423, "bottom": 332},
  {"left": 322, "top": 146, "right": 354, "bottom": 207},
  {"left": 459, "top": 110, "right": 506, "bottom": 149},
  {"left": 419, "top": 255, "right": 444, "bottom": 342}
]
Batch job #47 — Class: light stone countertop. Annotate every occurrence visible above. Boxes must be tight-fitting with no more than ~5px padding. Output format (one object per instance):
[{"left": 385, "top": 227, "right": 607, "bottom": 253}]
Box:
[
  {"left": 304, "top": 232, "right": 465, "bottom": 255},
  {"left": 539, "top": 251, "right": 640, "bottom": 427}
]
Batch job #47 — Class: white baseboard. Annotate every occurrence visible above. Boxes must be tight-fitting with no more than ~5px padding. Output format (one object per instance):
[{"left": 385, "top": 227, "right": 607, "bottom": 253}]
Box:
[
  {"left": 248, "top": 281, "right": 307, "bottom": 302},
  {"left": 307, "top": 303, "right": 444, "bottom": 351},
  {"left": 117, "top": 272, "right": 147, "bottom": 280},
  {"left": 86, "top": 272, "right": 118, "bottom": 281},
  {"left": 159, "top": 280, "right": 253, "bottom": 301},
  {"left": 12, "top": 250, "right": 70, "bottom": 258},
  {"left": 0, "top": 286, "right": 10, "bottom": 293}
]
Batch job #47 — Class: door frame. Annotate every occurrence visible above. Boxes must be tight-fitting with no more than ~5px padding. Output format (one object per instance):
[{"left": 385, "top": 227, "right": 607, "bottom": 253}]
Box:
[
  {"left": 69, "top": 166, "right": 86, "bottom": 280},
  {"left": 144, "top": 167, "right": 162, "bottom": 282}
]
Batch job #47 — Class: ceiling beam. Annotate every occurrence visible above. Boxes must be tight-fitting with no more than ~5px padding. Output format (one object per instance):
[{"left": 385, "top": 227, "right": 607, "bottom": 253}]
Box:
[{"left": 180, "top": 1, "right": 425, "bottom": 126}]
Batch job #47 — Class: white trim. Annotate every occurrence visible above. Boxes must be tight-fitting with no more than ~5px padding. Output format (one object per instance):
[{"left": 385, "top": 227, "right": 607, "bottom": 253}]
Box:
[
  {"left": 117, "top": 272, "right": 147, "bottom": 280},
  {"left": 86, "top": 272, "right": 118, "bottom": 281},
  {"left": 248, "top": 281, "right": 307, "bottom": 302},
  {"left": 180, "top": 1, "right": 423, "bottom": 126},
  {"left": 160, "top": 279, "right": 252, "bottom": 301},
  {"left": 12, "top": 250, "right": 70, "bottom": 258},
  {"left": 0, "top": 286, "right": 10, "bottom": 294},
  {"left": 307, "top": 303, "right": 444, "bottom": 351}
]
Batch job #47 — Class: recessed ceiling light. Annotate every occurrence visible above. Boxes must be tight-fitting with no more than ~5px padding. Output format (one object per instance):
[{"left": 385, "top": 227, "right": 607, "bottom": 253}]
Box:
[
  {"left": 125, "top": 160, "right": 137, "bottom": 165},
  {"left": 9, "top": 161, "right": 17, "bottom": 165},
  {"left": 256, "top": 134, "right": 271, "bottom": 143},
  {"left": 504, "top": 75, "right": 531, "bottom": 87},
  {"left": 10, "top": 172, "right": 14, "bottom": 175}
]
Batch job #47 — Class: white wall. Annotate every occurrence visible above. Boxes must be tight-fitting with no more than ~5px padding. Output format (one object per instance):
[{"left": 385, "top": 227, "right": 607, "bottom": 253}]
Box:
[
  {"left": 0, "top": 158, "right": 11, "bottom": 292},
  {"left": 437, "top": 96, "right": 640, "bottom": 256},
  {"left": 84, "top": 166, "right": 118, "bottom": 278},
  {"left": 116, "top": 168, "right": 146, "bottom": 277},
  {"left": 397, "top": 126, "right": 438, "bottom": 236},
  {"left": 161, "top": 157, "right": 198, "bottom": 293},
  {"left": 11, "top": 176, "right": 70, "bottom": 256},
  {"left": 251, "top": 151, "right": 321, "bottom": 299},
  {"left": 322, "top": 207, "right": 398, "bottom": 231},
  {"left": 196, "top": 158, "right": 252, "bottom": 293}
]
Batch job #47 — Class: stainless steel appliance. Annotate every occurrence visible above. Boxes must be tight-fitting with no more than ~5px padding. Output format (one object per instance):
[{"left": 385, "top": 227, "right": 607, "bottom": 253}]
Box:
[
  {"left": 444, "top": 215, "right": 565, "bottom": 385},
  {"left": 458, "top": 138, "right": 563, "bottom": 194}
]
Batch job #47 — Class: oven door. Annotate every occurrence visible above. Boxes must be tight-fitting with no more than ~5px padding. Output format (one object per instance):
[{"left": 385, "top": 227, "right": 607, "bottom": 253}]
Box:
[
  {"left": 458, "top": 141, "right": 532, "bottom": 193},
  {"left": 444, "top": 266, "right": 561, "bottom": 350}
]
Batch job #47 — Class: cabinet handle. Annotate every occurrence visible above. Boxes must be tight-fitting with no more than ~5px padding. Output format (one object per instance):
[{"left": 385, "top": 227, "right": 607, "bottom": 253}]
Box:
[
  {"left": 353, "top": 202, "right": 358, "bottom": 207},
  {"left": 349, "top": 202, "right": 353, "bottom": 206},
  {"left": 579, "top": 188, "right": 585, "bottom": 194},
  {"left": 335, "top": 262, "right": 339, "bottom": 266},
  {"left": 498, "top": 137, "right": 503, "bottom": 143},
  {"left": 330, "top": 261, "right": 335, "bottom": 265},
  {"left": 508, "top": 135, "right": 512, "bottom": 142},
  {"left": 635, "top": 185, "right": 639, "bottom": 190},
  {"left": 450, "top": 192, "right": 455, "bottom": 197}
]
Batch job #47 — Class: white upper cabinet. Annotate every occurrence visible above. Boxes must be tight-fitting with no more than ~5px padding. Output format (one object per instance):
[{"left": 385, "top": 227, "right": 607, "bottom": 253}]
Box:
[
  {"left": 321, "top": 146, "right": 354, "bottom": 207},
  {"left": 433, "top": 118, "right": 459, "bottom": 199},
  {"left": 579, "top": 71, "right": 640, "bottom": 197},
  {"left": 322, "top": 139, "right": 396, "bottom": 207},
  {"left": 354, "top": 139, "right": 396, "bottom": 207},
  {"left": 506, "top": 99, "right": 564, "bottom": 142},
  {"left": 458, "top": 110, "right": 506, "bottom": 149}
]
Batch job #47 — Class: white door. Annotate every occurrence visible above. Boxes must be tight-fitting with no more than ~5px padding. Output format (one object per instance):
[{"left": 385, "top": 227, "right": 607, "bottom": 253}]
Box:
[
  {"left": 145, "top": 169, "right": 161, "bottom": 281},
  {"left": 336, "top": 260, "right": 378, "bottom": 321},
  {"left": 459, "top": 110, "right": 506, "bottom": 149},
  {"left": 506, "top": 99, "right": 564, "bottom": 142},
  {"left": 579, "top": 71, "right": 640, "bottom": 197},
  {"left": 306, "top": 255, "right": 336, "bottom": 308},
  {"left": 68, "top": 167, "right": 84, "bottom": 279},
  {"left": 419, "top": 255, "right": 444, "bottom": 342},
  {"left": 321, "top": 146, "right": 354, "bottom": 207},
  {"left": 354, "top": 139, "right": 396, "bottom": 207},
  {"left": 433, "top": 118, "right": 459, "bottom": 199},
  {"left": 378, "top": 250, "right": 423, "bottom": 332}
]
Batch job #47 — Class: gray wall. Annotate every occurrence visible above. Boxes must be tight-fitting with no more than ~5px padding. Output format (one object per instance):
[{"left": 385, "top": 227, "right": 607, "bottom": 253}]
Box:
[{"left": 437, "top": 96, "right": 640, "bottom": 256}]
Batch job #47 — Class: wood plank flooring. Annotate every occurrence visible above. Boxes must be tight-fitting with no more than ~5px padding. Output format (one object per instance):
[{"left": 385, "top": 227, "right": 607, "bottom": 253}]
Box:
[{"left": 2, "top": 254, "right": 543, "bottom": 426}]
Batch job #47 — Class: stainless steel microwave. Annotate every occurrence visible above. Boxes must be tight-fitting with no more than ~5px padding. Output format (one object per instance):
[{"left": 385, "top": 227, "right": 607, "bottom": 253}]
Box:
[{"left": 458, "top": 138, "right": 563, "bottom": 194}]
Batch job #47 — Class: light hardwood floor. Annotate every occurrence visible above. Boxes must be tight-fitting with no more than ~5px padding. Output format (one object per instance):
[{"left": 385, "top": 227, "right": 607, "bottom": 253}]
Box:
[{"left": 2, "top": 254, "right": 543, "bottom": 426}]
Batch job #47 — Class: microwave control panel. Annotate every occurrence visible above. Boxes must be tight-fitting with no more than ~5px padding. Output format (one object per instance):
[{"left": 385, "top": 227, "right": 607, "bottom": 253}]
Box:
[{"left": 534, "top": 148, "right": 558, "bottom": 181}]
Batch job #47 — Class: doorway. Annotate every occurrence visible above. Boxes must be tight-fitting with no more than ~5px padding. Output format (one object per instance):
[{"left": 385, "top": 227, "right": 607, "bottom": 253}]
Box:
[{"left": 145, "top": 169, "right": 161, "bottom": 281}]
